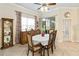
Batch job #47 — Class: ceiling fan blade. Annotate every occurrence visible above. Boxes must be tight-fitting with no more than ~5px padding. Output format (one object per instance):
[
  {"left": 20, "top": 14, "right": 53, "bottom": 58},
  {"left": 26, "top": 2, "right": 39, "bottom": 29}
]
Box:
[
  {"left": 34, "top": 3, "right": 41, "bottom": 5},
  {"left": 48, "top": 3, "right": 56, "bottom": 5}
]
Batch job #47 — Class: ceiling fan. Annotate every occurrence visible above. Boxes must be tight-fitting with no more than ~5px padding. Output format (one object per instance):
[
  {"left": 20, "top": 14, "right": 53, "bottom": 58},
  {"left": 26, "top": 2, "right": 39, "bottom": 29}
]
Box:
[{"left": 34, "top": 3, "right": 56, "bottom": 11}]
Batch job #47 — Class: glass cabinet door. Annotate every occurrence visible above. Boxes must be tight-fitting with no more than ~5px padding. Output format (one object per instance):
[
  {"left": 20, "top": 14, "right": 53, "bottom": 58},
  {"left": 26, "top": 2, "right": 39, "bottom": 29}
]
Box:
[{"left": 2, "top": 18, "right": 13, "bottom": 48}]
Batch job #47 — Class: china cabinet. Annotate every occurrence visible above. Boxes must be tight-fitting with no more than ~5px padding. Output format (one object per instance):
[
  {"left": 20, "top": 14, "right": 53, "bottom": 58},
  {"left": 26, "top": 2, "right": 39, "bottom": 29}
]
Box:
[{"left": 2, "top": 18, "right": 13, "bottom": 49}]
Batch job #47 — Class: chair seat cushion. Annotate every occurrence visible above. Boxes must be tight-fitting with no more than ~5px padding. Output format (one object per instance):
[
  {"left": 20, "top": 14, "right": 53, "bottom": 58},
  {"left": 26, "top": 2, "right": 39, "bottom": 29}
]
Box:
[
  {"left": 34, "top": 46, "right": 41, "bottom": 51},
  {"left": 33, "top": 41, "right": 40, "bottom": 45}
]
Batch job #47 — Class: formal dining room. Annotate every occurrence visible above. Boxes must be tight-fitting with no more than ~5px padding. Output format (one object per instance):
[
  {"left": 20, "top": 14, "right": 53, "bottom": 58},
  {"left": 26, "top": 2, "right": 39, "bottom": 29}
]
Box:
[{"left": 0, "top": 3, "right": 79, "bottom": 56}]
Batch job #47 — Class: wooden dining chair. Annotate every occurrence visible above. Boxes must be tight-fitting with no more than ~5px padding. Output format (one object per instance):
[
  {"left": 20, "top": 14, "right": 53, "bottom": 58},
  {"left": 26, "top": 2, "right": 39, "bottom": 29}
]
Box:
[
  {"left": 41, "top": 32, "right": 54, "bottom": 56},
  {"left": 52, "top": 30, "right": 57, "bottom": 49},
  {"left": 27, "top": 31, "right": 42, "bottom": 56},
  {"left": 35, "top": 29, "right": 41, "bottom": 35}
]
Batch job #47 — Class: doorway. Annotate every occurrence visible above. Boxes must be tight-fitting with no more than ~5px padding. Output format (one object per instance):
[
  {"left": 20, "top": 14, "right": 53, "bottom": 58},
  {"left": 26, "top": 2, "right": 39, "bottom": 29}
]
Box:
[{"left": 63, "top": 19, "right": 71, "bottom": 42}]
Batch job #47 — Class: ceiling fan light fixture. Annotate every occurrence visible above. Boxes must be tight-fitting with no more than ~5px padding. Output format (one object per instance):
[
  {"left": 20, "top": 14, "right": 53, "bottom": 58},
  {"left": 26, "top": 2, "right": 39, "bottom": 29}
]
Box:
[
  {"left": 44, "top": 6, "right": 48, "bottom": 12},
  {"left": 34, "top": 3, "right": 56, "bottom": 12},
  {"left": 40, "top": 6, "right": 48, "bottom": 12}
]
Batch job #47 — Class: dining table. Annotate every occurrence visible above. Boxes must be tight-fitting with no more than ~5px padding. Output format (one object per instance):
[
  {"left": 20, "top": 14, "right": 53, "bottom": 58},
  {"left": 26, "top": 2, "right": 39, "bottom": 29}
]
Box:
[{"left": 32, "top": 34, "right": 49, "bottom": 46}]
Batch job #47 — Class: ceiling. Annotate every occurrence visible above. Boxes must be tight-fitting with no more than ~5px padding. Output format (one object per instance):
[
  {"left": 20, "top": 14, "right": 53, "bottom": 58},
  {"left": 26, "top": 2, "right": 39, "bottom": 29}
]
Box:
[
  {"left": 16, "top": 3, "right": 57, "bottom": 12},
  {"left": 16, "top": 3, "right": 79, "bottom": 12}
]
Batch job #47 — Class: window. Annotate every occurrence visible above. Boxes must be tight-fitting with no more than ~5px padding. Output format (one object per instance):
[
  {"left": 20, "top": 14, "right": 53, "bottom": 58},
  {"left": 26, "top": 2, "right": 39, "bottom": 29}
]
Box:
[
  {"left": 41, "top": 17, "right": 55, "bottom": 32},
  {"left": 21, "top": 17, "right": 35, "bottom": 31}
]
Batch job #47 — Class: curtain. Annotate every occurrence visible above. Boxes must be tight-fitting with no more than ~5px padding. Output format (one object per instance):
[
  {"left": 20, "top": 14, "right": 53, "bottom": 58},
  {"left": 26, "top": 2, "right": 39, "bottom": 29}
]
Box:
[
  {"left": 15, "top": 11, "right": 21, "bottom": 44},
  {"left": 35, "top": 16, "right": 39, "bottom": 29}
]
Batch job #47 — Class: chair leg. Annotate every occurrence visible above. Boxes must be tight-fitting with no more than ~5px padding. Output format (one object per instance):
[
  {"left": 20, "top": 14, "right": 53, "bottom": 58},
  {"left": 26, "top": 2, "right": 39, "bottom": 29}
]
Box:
[
  {"left": 54, "top": 42, "right": 56, "bottom": 49},
  {"left": 40, "top": 48, "right": 42, "bottom": 56},
  {"left": 51, "top": 45, "right": 53, "bottom": 53},
  {"left": 43, "top": 48, "right": 45, "bottom": 56},
  {"left": 39, "top": 48, "right": 42, "bottom": 56},
  {"left": 32, "top": 51, "right": 34, "bottom": 56},
  {"left": 27, "top": 48, "right": 29, "bottom": 56},
  {"left": 47, "top": 49, "right": 49, "bottom": 56}
]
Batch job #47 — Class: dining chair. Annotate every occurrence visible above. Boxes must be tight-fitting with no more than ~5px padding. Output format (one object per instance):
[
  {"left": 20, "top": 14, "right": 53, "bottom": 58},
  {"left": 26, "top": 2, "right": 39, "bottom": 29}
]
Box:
[
  {"left": 41, "top": 32, "right": 54, "bottom": 56},
  {"left": 52, "top": 30, "right": 57, "bottom": 49},
  {"left": 49, "top": 29, "right": 54, "bottom": 33},
  {"left": 35, "top": 29, "right": 41, "bottom": 35},
  {"left": 27, "top": 31, "right": 42, "bottom": 56}
]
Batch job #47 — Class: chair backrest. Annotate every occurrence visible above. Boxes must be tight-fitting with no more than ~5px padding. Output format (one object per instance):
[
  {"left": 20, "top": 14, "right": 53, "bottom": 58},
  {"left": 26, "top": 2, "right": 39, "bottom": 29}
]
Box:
[
  {"left": 49, "top": 29, "right": 53, "bottom": 33},
  {"left": 27, "top": 29, "right": 41, "bottom": 47},
  {"left": 27, "top": 32, "right": 33, "bottom": 48},
  {"left": 52, "top": 30, "right": 57, "bottom": 42},
  {"left": 48, "top": 32, "right": 54, "bottom": 45},
  {"left": 27, "top": 30, "right": 39, "bottom": 47},
  {"left": 36, "top": 29, "right": 41, "bottom": 35},
  {"left": 48, "top": 30, "right": 57, "bottom": 45},
  {"left": 31, "top": 30, "right": 35, "bottom": 36}
]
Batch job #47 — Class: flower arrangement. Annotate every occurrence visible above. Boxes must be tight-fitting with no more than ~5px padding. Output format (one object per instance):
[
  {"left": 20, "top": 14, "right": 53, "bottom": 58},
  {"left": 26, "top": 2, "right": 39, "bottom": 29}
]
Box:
[{"left": 41, "top": 31, "right": 45, "bottom": 37}]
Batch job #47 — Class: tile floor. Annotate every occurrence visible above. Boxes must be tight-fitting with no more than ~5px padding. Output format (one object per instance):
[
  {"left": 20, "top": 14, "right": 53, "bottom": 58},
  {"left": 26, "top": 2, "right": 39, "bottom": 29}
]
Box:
[{"left": 0, "top": 42, "right": 79, "bottom": 56}]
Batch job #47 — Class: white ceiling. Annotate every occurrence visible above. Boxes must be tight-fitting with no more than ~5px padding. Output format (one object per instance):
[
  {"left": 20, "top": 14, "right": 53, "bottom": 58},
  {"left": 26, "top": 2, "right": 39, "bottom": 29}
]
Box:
[
  {"left": 16, "top": 3, "right": 41, "bottom": 11},
  {"left": 16, "top": 3, "right": 79, "bottom": 12}
]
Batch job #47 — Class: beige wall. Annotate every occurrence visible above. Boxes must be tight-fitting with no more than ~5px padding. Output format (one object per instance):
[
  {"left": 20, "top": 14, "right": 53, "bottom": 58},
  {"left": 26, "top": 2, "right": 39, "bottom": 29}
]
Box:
[
  {"left": 0, "top": 4, "right": 40, "bottom": 48},
  {"left": 73, "top": 8, "right": 79, "bottom": 42}
]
